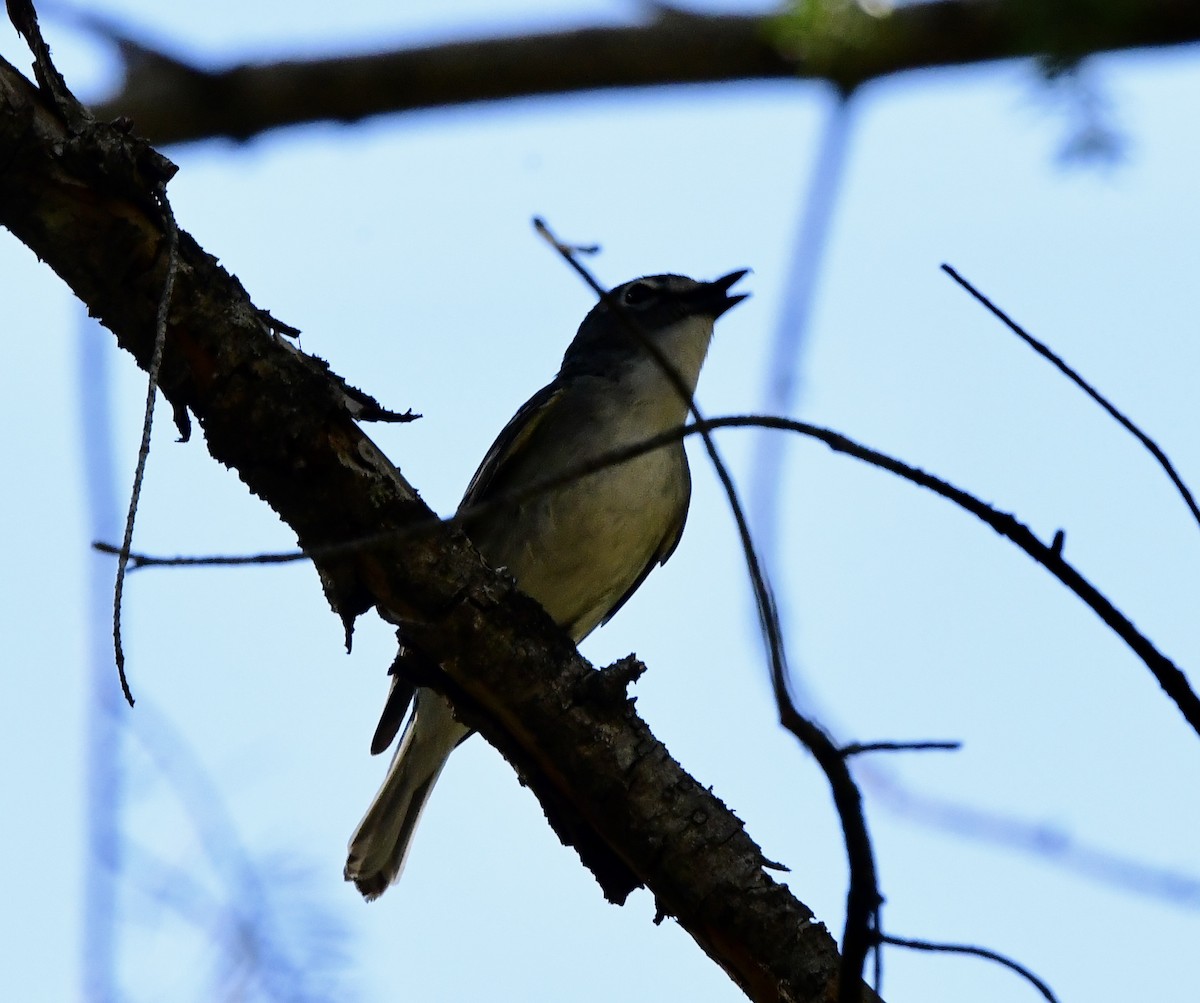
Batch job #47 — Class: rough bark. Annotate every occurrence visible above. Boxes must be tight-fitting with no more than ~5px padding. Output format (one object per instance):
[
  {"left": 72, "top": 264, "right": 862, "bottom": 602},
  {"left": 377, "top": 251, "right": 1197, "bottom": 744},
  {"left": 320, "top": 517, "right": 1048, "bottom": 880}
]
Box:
[{"left": 0, "top": 54, "right": 883, "bottom": 1003}]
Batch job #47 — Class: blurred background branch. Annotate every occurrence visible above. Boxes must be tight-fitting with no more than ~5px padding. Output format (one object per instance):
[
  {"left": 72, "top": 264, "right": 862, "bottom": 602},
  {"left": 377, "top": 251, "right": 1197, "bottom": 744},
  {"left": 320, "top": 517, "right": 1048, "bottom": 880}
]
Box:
[{"left": 61, "top": 0, "right": 1200, "bottom": 145}]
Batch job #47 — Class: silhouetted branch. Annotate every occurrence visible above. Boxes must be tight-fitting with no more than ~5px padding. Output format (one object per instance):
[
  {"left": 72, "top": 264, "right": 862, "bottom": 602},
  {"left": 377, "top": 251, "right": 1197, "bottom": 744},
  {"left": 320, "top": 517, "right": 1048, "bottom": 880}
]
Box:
[
  {"left": 841, "top": 741, "right": 961, "bottom": 757},
  {"left": 536, "top": 217, "right": 879, "bottom": 1002},
  {"left": 0, "top": 48, "right": 879, "bottom": 1003},
  {"left": 943, "top": 263, "right": 1200, "bottom": 531},
  {"left": 882, "top": 934, "right": 1059, "bottom": 1002},
  {"left": 745, "top": 131, "right": 1199, "bottom": 910},
  {"left": 94, "top": 408, "right": 1200, "bottom": 740},
  {"left": 454, "top": 411, "right": 1200, "bottom": 740},
  {"left": 699, "top": 414, "right": 1200, "bottom": 737},
  {"left": 93, "top": 540, "right": 308, "bottom": 569},
  {"left": 8, "top": 0, "right": 86, "bottom": 125}
]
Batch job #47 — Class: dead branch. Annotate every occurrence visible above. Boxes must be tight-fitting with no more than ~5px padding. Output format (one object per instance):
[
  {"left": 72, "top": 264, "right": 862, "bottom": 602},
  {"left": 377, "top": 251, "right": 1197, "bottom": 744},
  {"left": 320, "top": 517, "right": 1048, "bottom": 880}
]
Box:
[{"left": 0, "top": 52, "right": 881, "bottom": 1003}]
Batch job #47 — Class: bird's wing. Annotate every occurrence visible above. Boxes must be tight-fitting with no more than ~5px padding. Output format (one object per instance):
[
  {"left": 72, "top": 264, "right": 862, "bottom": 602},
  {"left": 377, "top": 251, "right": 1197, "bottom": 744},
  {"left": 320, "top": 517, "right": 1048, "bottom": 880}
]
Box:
[
  {"left": 371, "top": 388, "right": 565, "bottom": 753},
  {"left": 459, "top": 382, "right": 566, "bottom": 509},
  {"left": 459, "top": 379, "right": 690, "bottom": 635}
]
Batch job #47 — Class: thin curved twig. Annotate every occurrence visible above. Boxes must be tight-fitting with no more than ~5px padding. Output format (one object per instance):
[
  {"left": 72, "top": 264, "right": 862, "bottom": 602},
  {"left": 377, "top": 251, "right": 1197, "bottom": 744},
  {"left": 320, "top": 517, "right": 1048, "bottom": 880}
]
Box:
[
  {"left": 457, "top": 409, "right": 1200, "bottom": 739},
  {"left": 706, "top": 414, "right": 1200, "bottom": 737},
  {"left": 531, "top": 220, "right": 879, "bottom": 999},
  {"left": 112, "top": 189, "right": 179, "bottom": 707},
  {"left": 94, "top": 411, "right": 1200, "bottom": 738},
  {"left": 942, "top": 263, "right": 1200, "bottom": 532},
  {"left": 882, "top": 933, "right": 1059, "bottom": 1002}
]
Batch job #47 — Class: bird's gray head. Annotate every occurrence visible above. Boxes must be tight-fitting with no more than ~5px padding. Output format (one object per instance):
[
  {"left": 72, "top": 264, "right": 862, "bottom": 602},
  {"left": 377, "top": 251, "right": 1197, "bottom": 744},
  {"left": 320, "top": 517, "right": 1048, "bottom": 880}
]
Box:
[{"left": 558, "top": 271, "right": 748, "bottom": 384}]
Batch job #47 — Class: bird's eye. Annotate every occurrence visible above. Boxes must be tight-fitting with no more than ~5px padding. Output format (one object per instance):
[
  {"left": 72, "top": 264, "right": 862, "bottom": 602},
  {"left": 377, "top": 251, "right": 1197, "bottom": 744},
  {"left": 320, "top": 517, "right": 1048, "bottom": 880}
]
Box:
[{"left": 621, "top": 281, "right": 655, "bottom": 307}]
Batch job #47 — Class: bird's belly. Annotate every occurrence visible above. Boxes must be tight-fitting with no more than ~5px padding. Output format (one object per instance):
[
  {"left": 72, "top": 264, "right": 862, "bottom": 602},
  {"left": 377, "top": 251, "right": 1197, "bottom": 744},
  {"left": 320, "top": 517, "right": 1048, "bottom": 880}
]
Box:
[{"left": 469, "top": 448, "right": 685, "bottom": 641}]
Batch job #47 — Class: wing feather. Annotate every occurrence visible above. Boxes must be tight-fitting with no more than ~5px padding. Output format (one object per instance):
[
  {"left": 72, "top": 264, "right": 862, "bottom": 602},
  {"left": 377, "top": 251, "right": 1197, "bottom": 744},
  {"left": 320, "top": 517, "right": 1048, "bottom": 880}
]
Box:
[{"left": 459, "top": 384, "right": 566, "bottom": 509}]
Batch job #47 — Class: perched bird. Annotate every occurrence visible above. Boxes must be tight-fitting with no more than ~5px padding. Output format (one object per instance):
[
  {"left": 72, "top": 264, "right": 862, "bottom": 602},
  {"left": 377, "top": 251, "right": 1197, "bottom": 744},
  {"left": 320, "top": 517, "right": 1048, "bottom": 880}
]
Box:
[{"left": 345, "top": 270, "right": 749, "bottom": 899}]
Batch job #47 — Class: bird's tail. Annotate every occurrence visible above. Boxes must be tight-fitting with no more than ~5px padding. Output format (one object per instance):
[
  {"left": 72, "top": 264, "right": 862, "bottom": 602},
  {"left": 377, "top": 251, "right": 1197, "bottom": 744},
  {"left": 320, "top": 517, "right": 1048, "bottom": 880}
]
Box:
[{"left": 345, "top": 688, "right": 469, "bottom": 900}]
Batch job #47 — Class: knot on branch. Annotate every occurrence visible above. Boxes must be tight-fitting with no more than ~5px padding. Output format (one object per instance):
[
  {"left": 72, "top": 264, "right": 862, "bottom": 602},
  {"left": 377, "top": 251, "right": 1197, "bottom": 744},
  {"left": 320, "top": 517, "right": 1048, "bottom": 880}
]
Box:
[{"left": 579, "top": 654, "right": 646, "bottom": 709}]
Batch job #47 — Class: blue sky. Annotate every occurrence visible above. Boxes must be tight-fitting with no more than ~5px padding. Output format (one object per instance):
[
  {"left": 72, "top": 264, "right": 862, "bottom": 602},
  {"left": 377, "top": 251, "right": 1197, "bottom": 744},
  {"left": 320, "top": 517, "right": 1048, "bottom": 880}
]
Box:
[{"left": 2, "top": 3, "right": 1198, "bottom": 1001}]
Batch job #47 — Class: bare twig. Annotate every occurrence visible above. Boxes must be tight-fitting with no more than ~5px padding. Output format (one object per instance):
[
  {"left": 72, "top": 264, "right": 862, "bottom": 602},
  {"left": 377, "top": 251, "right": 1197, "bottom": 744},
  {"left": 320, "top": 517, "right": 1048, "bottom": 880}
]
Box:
[
  {"left": 9, "top": 0, "right": 183, "bottom": 708},
  {"left": 94, "top": 541, "right": 307, "bottom": 570},
  {"left": 705, "top": 414, "right": 1200, "bottom": 738},
  {"left": 465, "top": 410, "right": 1200, "bottom": 740},
  {"left": 111, "top": 190, "right": 179, "bottom": 707},
  {"left": 841, "top": 741, "right": 961, "bottom": 757},
  {"left": 942, "top": 263, "right": 1200, "bottom": 532},
  {"left": 882, "top": 933, "right": 1059, "bottom": 1002},
  {"left": 533, "top": 220, "right": 880, "bottom": 1000},
  {"left": 9, "top": 0, "right": 180, "bottom": 708},
  {"left": 6, "top": 0, "right": 89, "bottom": 127},
  {"left": 96, "top": 409, "right": 1200, "bottom": 739},
  {"left": 485, "top": 407, "right": 1199, "bottom": 738}
]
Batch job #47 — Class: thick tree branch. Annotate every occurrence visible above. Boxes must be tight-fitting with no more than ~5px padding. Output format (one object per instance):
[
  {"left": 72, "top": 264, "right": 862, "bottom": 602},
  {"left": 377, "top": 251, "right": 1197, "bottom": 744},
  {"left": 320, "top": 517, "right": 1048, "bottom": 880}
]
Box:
[
  {"left": 0, "top": 54, "right": 883, "bottom": 1003},
  {"left": 80, "top": 0, "right": 1200, "bottom": 146}
]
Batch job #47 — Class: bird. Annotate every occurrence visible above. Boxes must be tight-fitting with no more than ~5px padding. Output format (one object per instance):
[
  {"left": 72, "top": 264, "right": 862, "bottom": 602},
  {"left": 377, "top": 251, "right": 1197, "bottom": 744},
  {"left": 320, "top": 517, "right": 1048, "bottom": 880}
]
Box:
[{"left": 345, "top": 269, "right": 749, "bottom": 900}]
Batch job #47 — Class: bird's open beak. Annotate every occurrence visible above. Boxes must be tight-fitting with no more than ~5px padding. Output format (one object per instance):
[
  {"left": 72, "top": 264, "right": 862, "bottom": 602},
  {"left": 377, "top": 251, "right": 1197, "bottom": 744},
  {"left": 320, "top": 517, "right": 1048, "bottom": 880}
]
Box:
[{"left": 704, "top": 269, "right": 750, "bottom": 318}]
